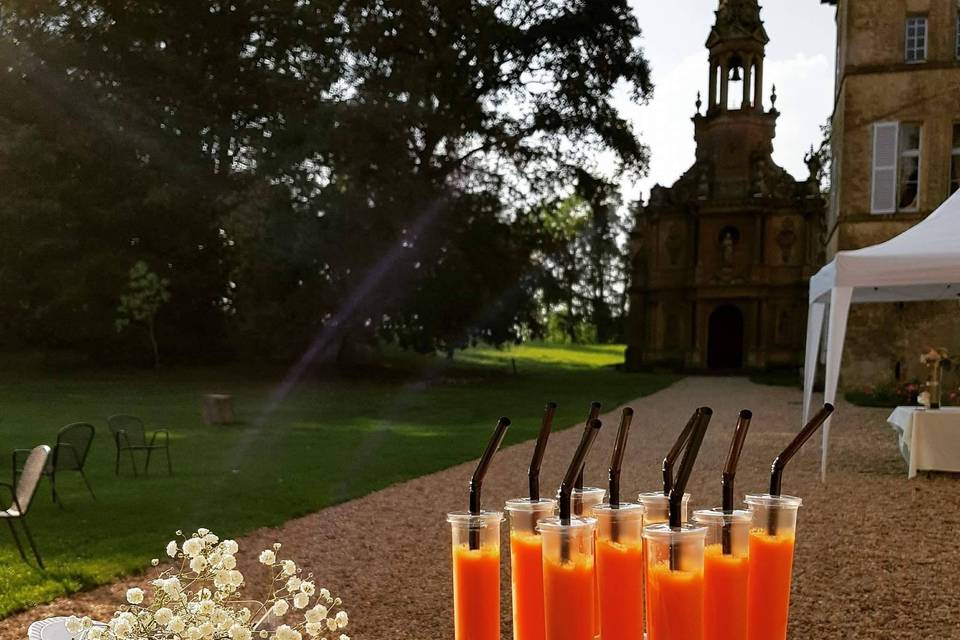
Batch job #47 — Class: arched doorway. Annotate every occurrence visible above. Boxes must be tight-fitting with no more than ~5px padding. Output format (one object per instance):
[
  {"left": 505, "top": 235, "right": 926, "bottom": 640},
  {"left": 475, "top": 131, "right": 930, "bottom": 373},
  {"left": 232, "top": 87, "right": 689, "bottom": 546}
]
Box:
[{"left": 707, "top": 305, "right": 744, "bottom": 369}]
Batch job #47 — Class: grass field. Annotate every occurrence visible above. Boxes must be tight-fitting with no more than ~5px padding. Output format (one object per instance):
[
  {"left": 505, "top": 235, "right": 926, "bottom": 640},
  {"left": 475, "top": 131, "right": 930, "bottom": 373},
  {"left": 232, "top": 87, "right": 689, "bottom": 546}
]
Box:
[{"left": 0, "top": 343, "right": 676, "bottom": 617}]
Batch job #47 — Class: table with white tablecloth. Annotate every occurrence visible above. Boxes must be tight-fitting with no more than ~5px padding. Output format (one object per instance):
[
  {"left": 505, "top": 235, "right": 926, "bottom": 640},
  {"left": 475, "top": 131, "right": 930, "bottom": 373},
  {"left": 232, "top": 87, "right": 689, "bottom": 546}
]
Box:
[{"left": 887, "top": 406, "right": 960, "bottom": 478}]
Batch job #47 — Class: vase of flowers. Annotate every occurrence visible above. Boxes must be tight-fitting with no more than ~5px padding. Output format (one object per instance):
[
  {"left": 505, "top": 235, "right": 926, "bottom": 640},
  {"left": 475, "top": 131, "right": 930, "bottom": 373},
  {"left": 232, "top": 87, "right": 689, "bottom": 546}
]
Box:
[
  {"left": 65, "top": 529, "right": 350, "bottom": 640},
  {"left": 920, "top": 348, "right": 951, "bottom": 410}
]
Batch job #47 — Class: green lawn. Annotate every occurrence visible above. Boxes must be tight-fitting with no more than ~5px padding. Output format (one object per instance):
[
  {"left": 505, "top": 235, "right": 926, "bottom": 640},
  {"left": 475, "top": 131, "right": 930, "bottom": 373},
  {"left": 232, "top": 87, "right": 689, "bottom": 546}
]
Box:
[{"left": 0, "top": 344, "right": 676, "bottom": 617}]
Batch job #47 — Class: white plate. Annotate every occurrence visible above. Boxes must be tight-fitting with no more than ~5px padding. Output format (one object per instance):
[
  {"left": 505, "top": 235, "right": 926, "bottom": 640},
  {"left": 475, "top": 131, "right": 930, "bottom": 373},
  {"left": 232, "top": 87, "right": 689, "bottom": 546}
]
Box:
[{"left": 27, "top": 617, "right": 106, "bottom": 640}]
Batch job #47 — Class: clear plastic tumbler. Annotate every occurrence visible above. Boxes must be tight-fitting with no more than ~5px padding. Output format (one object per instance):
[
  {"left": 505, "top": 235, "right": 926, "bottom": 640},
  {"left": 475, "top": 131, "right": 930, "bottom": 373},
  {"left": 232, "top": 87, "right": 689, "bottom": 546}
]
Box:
[
  {"left": 539, "top": 516, "right": 597, "bottom": 640},
  {"left": 593, "top": 502, "right": 645, "bottom": 640},
  {"left": 643, "top": 523, "right": 706, "bottom": 640},
  {"left": 638, "top": 491, "right": 691, "bottom": 525},
  {"left": 448, "top": 511, "right": 504, "bottom": 640},
  {"left": 693, "top": 509, "right": 752, "bottom": 640},
  {"left": 744, "top": 494, "right": 802, "bottom": 640},
  {"left": 505, "top": 498, "right": 557, "bottom": 640}
]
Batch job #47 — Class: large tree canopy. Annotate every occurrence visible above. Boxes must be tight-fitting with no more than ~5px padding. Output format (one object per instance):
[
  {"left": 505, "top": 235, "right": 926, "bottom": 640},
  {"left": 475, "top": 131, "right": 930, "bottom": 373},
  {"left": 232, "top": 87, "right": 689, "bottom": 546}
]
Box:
[{"left": 0, "top": 0, "right": 652, "bottom": 364}]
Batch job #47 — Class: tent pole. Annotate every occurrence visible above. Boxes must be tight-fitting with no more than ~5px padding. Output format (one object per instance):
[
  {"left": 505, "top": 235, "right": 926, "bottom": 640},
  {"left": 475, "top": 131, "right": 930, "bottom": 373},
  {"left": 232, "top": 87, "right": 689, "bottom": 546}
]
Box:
[
  {"left": 821, "top": 287, "right": 852, "bottom": 483},
  {"left": 803, "top": 301, "right": 827, "bottom": 427}
]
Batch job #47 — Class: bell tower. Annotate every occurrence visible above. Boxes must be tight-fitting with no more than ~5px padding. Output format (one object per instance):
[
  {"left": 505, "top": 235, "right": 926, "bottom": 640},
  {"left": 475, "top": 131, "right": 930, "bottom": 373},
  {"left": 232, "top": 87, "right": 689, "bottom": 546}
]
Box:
[{"left": 706, "top": 0, "right": 769, "bottom": 114}]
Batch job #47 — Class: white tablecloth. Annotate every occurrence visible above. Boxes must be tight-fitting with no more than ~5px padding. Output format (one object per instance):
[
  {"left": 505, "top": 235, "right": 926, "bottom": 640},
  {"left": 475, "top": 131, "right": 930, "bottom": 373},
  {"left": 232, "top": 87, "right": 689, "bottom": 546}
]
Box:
[{"left": 887, "top": 406, "right": 960, "bottom": 478}]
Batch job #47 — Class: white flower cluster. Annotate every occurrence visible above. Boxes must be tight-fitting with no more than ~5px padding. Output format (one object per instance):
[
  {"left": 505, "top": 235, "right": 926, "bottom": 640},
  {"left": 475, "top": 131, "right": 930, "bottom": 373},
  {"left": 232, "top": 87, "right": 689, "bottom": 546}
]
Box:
[{"left": 66, "top": 529, "right": 349, "bottom": 640}]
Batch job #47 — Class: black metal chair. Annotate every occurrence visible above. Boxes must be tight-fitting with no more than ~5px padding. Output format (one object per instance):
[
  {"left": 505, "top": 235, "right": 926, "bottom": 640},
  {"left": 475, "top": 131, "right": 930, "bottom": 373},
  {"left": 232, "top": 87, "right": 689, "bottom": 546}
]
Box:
[
  {"left": 106, "top": 414, "right": 172, "bottom": 476},
  {"left": 14, "top": 422, "right": 96, "bottom": 505},
  {"left": 1, "top": 445, "right": 50, "bottom": 568}
]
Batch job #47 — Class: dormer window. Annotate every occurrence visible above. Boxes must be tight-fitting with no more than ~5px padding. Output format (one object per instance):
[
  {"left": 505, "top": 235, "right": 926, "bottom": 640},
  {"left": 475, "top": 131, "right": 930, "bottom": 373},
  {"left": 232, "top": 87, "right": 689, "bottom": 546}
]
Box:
[{"left": 905, "top": 15, "right": 928, "bottom": 63}]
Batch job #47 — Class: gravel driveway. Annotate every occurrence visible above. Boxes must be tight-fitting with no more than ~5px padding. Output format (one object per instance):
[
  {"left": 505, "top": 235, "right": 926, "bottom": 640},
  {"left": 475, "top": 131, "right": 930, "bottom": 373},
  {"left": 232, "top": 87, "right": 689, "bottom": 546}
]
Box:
[{"left": 2, "top": 377, "right": 958, "bottom": 639}]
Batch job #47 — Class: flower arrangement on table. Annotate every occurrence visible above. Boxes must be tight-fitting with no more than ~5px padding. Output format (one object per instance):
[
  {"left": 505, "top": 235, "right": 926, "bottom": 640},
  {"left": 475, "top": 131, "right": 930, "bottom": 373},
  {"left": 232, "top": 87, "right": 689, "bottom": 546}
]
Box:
[
  {"left": 64, "top": 529, "right": 349, "bottom": 640},
  {"left": 919, "top": 347, "right": 951, "bottom": 408}
]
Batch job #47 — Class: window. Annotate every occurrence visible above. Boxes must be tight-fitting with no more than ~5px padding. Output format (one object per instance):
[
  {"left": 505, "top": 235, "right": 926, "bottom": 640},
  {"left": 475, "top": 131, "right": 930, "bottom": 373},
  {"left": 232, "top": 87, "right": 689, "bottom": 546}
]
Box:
[
  {"left": 898, "top": 123, "right": 921, "bottom": 210},
  {"left": 870, "top": 122, "right": 922, "bottom": 213},
  {"left": 905, "top": 15, "right": 928, "bottom": 63},
  {"left": 951, "top": 124, "right": 960, "bottom": 195}
]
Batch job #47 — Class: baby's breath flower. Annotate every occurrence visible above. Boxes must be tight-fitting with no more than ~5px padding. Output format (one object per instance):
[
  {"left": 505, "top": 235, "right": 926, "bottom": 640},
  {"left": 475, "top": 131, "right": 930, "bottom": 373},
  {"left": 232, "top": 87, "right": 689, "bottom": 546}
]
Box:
[
  {"left": 339, "top": 636, "right": 349, "bottom": 640},
  {"left": 305, "top": 623, "right": 322, "bottom": 637},
  {"left": 299, "top": 582, "right": 315, "bottom": 596},
  {"left": 185, "top": 627, "right": 201, "bottom": 640},
  {"left": 190, "top": 556, "right": 208, "bottom": 573},
  {"left": 88, "top": 628, "right": 104, "bottom": 640},
  {"left": 275, "top": 626, "right": 301, "bottom": 640},
  {"left": 168, "top": 617, "right": 186, "bottom": 634},
  {"left": 229, "top": 625, "right": 251, "bottom": 640},
  {"left": 305, "top": 605, "right": 328, "bottom": 624},
  {"left": 154, "top": 608, "right": 174, "bottom": 627},
  {"left": 204, "top": 533, "right": 219, "bottom": 545},
  {"left": 221, "top": 540, "right": 239, "bottom": 555},
  {"left": 319, "top": 589, "right": 331, "bottom": 601},
  {"left": 334, "top": 612, "right": 348, "bottom": 629},
  {"left": 325, "top": 619, "right": 338, "bottom": 632},
  {"left": 197, "top": 528, "right": 210, "bottom": 536},
  {"left": 125, "top": 587, "right": 145, "bottom": 605},
  {"left": 166, "top": 541, "right": 178, "bottom": 558},
  {"left": 65, "top": 617, "right": 83, "bottom": 635},
  {"left": 222, "top": 554, "right": 237, "bottom": 570},
  {"left": 286, "top": 576, "right": 302, "bottom": 591},
  {"left": 198, "top": 622, "right": 215, "bottom": 638},
  {"left": 281, "top": 560, "right": 297, "bottom": 576},
  {"left": 182, "top": 538, "right": 204, "bottom": 558},
  {"left": 228, "top": 570, "right": 244, "bottom": 587},
  {"left": 272, "top": 599, "right": 289, "bottom": 617},
  {"left": 273, "top": 543, "right": 282, "bottom": 551},
  {"left": 258, "top": 550, "right": 276, "bottom": 565},
  {"left": 258, "top": 632, "right": 268, "bottom": 639},
  {"left": 151, "top": 558, "right": 160, "bottom": 567},
  {"left": 293, "top": 593, "right": 310, "bottom": 610}
]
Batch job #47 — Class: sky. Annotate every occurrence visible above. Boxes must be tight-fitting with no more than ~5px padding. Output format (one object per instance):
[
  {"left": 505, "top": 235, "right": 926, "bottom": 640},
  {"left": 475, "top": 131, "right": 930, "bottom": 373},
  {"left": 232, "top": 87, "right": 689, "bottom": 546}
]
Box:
[{"left": 615, "top": 0, "right": 838, "bottom": 202}]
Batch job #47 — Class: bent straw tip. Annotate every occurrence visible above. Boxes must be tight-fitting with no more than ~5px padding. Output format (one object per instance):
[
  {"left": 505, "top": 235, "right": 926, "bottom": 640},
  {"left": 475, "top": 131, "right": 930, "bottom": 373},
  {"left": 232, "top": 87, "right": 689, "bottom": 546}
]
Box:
[
  {"left": 622, "top": 407, "right": 634, "bottom": 417},
  {"left": 739, "top": 409, "right": 753, "bottom": 420},
  {"left": 700, "top": 406, "right": 714, "bottom": 416},
  {"left": 498, "top": 416, "right": 512, "bottom": 427},
  {"left": 591, "top": 401, "right": 602, "bottom": 409},
  {"left": 823, "top": 403, "right": 835, "bottom": 412},
  {"left": 546, "top": 401, "right": 558, "bottom": 409}
]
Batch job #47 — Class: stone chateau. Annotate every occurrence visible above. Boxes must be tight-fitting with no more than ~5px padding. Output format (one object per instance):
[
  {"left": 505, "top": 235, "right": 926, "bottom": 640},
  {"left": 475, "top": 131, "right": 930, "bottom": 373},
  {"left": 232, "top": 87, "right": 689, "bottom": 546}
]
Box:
[{"left": 626, "top": 0, "right": 826, "bottom": 372}]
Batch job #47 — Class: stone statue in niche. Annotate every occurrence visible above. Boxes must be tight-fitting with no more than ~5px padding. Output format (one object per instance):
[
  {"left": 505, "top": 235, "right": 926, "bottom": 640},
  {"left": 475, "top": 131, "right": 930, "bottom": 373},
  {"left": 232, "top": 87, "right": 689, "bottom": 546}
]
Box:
[
  {"left": 776, "top": 219, "right": 797, "bottom": 264},
  {"left": 804, "top": 146, "right": 823, "bottom": 197},
  {"left": 720, "top": 230, "right": 736, "bottom": 267},
  {"left": 665, "top": 224, "right": 683, "bottom": 267}
]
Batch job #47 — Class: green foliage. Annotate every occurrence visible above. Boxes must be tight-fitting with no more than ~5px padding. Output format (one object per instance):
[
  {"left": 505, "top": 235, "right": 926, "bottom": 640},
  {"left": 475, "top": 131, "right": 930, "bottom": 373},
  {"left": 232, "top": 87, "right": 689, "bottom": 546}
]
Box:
[
  {"left": 0, "top": 346, "right": 676, "bottom": 615},
  {"left": 116, "top": 262, "right": 171, "bottom": 367},
  {"left": 0, "top": 0, "right": 652, "bottom": 363}
]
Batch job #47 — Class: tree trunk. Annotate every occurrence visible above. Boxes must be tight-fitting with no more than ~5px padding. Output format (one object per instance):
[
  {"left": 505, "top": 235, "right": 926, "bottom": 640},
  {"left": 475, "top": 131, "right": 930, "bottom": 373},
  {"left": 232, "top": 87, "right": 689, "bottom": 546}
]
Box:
[{"left": 148, "top": 316, "right": 160, "bottom": 369}]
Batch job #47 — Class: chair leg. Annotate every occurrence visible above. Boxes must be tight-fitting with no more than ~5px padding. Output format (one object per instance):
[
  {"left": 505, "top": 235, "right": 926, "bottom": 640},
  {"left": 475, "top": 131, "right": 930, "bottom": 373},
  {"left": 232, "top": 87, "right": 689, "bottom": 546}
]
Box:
[
  {"left": 129, "top": 450, "right": 139, "bottom": 477},
  {"left": 19, "top": 518, "right": 44, "bottom": 569},
  {"left": 145, "top": 449, "right": 153, "bottom": 476},
  {"left": 115, "top": 447, "right": 121, "bottom": 476},
  {"left": 51, "top": 473, "right": 63, "bottom": 508},
  {"left": 5, "top": 519, "right": 27, "bottom": 562},
  {"left": 165, "top": 446, "right": 172, "bottom": 476},
  {"left": 80, "top": 469, "right": 97, "bottom": 500}
]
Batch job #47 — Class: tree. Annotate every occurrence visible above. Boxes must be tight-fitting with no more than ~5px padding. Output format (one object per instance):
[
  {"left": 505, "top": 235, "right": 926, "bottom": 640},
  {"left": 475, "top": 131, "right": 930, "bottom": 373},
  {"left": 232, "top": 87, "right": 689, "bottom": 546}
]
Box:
[
  {"left": 116, "top": 262, "right": 171, "bottom": 368},
  {"left": 0, "top": 0, "right": 653, "bottom": 362}
]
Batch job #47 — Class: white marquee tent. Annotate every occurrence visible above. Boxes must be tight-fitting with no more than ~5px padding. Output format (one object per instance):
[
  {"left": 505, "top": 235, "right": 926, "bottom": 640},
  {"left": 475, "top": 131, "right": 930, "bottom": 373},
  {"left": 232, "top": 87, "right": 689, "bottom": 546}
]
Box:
[{"left": 803, "top": 190, "right": 960, "bottom": 481}]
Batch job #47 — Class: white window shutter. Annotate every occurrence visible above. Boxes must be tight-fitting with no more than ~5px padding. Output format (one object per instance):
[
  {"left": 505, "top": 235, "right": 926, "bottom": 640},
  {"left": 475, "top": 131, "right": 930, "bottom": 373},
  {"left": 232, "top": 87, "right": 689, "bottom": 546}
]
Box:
[{"left": 871, "top": 122, "right": 898, "bottom": 214}]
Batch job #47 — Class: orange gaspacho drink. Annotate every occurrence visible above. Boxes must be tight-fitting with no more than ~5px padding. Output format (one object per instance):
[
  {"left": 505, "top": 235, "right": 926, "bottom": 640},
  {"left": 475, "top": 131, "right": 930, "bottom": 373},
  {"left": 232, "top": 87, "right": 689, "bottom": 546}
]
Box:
[
  {"left": 568, "top": 487, "right": 605, "bottom": 638},
  {"left": 448, "top": 511, "right": 504, "bottom": 640},
  {"left": 745, "top": 494, "right": 802, "bottom": 640},
  {"left": 538, "top": 515, "right": 597, "bottom": 640},
  {"left": 593, "top": 502, "right": 645, "bottom": 640},
  {"left": 505, "top": 498, "right": 557, "bottom": 640},
  {"left": 693, "top": 509, "right": 752, "bottom": 640},
  {"left": 643, "top": 522, "right": 706, "bottom": 640}
]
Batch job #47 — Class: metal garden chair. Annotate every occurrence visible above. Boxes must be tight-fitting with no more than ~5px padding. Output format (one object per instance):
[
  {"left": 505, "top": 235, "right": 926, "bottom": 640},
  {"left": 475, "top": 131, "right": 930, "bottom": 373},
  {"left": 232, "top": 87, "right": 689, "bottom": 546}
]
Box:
[
  {"left": 1, "top": 445, "right": 50, "bottom": 568},
  {"left": 106, "top": 414, "right": 172, "bottom": 476},
  {"left": 13, "top": 422, "right": 96, "bottom": 505}
]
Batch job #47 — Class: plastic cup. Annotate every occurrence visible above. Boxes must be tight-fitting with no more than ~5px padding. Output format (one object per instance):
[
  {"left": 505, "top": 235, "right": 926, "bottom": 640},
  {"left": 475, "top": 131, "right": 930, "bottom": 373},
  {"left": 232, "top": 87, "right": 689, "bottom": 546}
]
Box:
[
  {"left": 538, "top": 516, "right": 597, "bottom": 640},
  {"left": 593, "top": 503, "right": 645, "bottom": 640},
  {"left": 643, "top": 523, "right": 706, "bottom": 640},
  {"left": 506, "top": 498, "right": 557, "bottom": 640},
  {"left": 744, "top": 494, "right": 802, "bottom": 640},
  {"left": 448, "top": 511, "right": 504, "bottom": 640},
  {"left": 637, "top": 491, "right": 691, "bottom": 525},
  {"left": 568, "top": 486, "right": 606, "bottom": 517},
  {"left": 693, "top": 509, "right": 752, "bottom": 640}
]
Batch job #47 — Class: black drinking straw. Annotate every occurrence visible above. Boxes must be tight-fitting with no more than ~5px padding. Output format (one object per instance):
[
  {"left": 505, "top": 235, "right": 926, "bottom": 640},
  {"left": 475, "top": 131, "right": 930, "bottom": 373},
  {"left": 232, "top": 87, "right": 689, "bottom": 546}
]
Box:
[
  {"left": 721, "top": 409, "right": 753, "bottom": 554},
  {"left": 528, "top": 402, "right": 558, "bottom": 502},
  {"left": 574, "top": 401, "right": 602, "bottom": 491},
  {"left": 468, "top": 416, "right": 511, "bottom": 550},
  {"left": 663, "top": 408, "right": 704, "bottom": 496},
  {"left": 669, "top": 407, "right": 712, "bottom": 569},
  {"left": 608, "top": 408, "right": 634, "bottom": 543},
  {"left": 765, "top": 403, "right": 834, "bottom": 536},
  {"left": 558, "top": 418, "right": 603, "bottom": 561}
]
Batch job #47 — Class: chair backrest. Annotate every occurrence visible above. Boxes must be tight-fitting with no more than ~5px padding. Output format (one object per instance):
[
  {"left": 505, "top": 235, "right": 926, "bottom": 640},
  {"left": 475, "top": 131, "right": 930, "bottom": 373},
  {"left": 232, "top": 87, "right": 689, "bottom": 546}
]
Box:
[
  {"left": 53, "top": 422, "right": 95, "bottom": 471},
  {"left": 14, "top": 445, "right": 51, "bottom": 515},
  {"left": 107, "top": 414, "right": 147, "bottom": 447}
]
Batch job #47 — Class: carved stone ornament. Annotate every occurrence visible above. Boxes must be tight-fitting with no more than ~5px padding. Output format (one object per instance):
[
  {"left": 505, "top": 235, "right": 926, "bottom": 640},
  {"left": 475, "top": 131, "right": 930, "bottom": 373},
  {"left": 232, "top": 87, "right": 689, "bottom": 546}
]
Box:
[
  {"left": 665, "top": 224, "right": 683, "bottom": 267},
  {"left": 777, "top": 218, "right": 797, "bottom": 264}
]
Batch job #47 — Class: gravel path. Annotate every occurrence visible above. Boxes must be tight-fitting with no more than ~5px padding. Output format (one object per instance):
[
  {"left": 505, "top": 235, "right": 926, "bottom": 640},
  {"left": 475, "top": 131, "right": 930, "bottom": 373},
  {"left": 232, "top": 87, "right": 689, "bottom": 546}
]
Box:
[{"left": 2, "top": 377, "right": 959, "bottom": 639}]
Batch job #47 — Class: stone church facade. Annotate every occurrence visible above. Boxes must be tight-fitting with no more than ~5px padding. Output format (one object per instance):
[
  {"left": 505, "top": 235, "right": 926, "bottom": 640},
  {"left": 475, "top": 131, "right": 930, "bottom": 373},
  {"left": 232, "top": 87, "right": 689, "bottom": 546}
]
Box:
[{"left": 626, "top": 0, "right": 827, "bottom": 372}]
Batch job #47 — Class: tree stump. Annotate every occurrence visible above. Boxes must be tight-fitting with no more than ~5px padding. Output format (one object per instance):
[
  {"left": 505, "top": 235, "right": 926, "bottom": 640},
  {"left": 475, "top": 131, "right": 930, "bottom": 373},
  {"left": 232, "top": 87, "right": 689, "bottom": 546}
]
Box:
[{"left": 203, "top": 394, "right": 235, "bottom": 425}]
